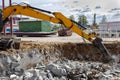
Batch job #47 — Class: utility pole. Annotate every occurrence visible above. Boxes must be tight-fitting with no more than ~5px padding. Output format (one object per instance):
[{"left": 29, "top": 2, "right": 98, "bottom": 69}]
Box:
[
  {"left": 93, "top": 13, "right": 96, "bottom": 26},
  {"left": 93, "top": 13, "right": 97, "bottom": 29}
]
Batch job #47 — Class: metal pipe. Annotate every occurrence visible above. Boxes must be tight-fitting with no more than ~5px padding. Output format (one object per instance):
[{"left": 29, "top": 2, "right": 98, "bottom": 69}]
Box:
[
  {"left": 2, "top": 0, "right": 6, "bottom": 35},
  {"left": 9, "top": 0, "right": 13, "bottom": 35},
  {"left": 2, "top": 0, "right": 5, "bottom": 9}
]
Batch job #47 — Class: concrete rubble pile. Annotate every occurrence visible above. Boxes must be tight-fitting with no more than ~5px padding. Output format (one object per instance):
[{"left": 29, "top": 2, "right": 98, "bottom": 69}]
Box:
[{"left": 0, "top": 49, "right": 119, "bottom": 80}]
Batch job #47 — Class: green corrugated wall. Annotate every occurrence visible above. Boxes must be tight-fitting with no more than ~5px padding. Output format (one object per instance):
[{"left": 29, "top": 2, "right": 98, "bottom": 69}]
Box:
[
  {"left": 19, "top": 20, "right": 51, "bottom": 32},
  {"left": 41, "top": 21, "right": 51, "bottom": 32}
]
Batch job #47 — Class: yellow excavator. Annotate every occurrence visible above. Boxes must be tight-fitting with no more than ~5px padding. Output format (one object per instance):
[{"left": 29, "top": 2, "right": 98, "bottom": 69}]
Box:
[{"left": 0, "top": 3, "right": 114, "bottom": 61}]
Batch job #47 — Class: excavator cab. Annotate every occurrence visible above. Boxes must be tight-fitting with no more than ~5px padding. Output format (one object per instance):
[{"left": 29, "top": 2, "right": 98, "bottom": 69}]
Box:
[{"left": 0, "top": 9, "right": 20, "bottom": 50}]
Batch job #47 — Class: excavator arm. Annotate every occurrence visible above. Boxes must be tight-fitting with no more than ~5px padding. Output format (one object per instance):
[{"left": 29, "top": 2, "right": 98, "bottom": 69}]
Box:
[
  {"left": 0, "top": 4, "right": 113, "bottom": 60},
  {"left": 2, "top": 4, "right": 93, "bottom": 42}
]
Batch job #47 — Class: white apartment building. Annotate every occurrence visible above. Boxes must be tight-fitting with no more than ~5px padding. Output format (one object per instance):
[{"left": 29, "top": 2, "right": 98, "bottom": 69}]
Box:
[{"left": 96, "top": 21, "right": 120, "bottom": 38}]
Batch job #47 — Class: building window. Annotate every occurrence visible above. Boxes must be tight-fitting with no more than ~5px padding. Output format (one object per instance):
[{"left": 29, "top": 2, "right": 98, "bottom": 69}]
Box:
[
  {"left": 111, "top": 34, "right": 116, "bottom": 38},
  {"left": 119, "top": 34, "right": 120, "bottom": 37},
  {"left": 105, "top": 34, "right": 109, "bottom": 37}
]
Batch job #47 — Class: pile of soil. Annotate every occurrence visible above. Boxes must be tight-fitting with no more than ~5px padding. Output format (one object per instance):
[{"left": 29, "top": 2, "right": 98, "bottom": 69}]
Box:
[
  {"left": 0, "top": 41, "right": 119, "bottom": 79},
  {"left": 19, "top": 41, "right": 120, "bottom": 62}
]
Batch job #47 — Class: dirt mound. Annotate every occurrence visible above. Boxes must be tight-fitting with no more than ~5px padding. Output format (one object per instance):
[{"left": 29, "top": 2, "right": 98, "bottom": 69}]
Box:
[
  {"left": 19, "top": 41, "right": 120, "bottom": 62},
  {"left": 0, "top": 41, "right": 119, "bottom": 79}
]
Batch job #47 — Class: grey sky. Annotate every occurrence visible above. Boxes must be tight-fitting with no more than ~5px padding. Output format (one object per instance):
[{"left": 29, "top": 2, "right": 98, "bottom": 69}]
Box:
[
  {"left": 63, "top": 0, "right": 120, "bottom": 12},
  {"left": 0, "top": 0, "right": 120, "bottom": 23},
  {"left": 1, "top": 0, "right": 120, "bottom": 13}
]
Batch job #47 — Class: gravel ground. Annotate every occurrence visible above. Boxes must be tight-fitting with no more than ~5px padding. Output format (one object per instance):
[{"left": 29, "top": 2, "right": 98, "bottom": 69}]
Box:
[
  {"left": 0, "top": 32, "right": 119, "bottom": 80},
  {"left": 0, "top": 49, "right": 120, "bottom": 80}
]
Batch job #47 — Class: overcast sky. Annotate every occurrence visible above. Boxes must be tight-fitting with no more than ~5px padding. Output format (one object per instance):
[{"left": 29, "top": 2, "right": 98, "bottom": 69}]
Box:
[
  {"left": 0, "top": 0, "right": 63, "bottom": 11},
  {"left": 1, "top": 0, "right": 120, "bottom": 14},
  {"left": 0, "top": 0, "right": 120, "bottom": 23}
]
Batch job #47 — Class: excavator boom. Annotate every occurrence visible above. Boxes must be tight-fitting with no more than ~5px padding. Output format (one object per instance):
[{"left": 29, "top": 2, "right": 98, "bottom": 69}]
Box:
[
  {"left": 0, "top": 4, "right": 113, "bottom": 61},
  {"left": 2, "top": 5, "right": 93, "bottom": 42}
]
